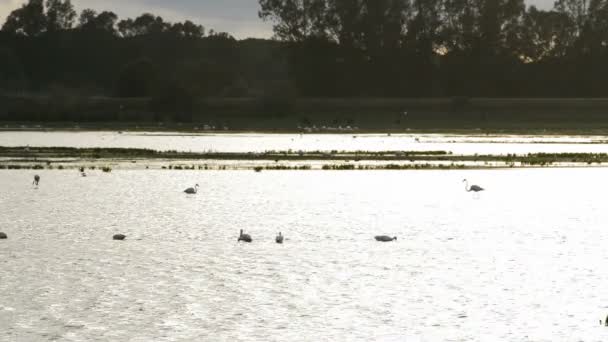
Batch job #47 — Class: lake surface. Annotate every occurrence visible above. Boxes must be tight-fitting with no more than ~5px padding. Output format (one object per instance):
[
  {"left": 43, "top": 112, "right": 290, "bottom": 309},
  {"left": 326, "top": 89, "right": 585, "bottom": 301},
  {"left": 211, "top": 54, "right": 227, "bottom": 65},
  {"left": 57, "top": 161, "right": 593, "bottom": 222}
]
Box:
[
  {"left": 2, "top": 168, "right": 608, "bottom": 341},
  {"left": 4, "top": 131, "right": 608, "bottom": 155}
]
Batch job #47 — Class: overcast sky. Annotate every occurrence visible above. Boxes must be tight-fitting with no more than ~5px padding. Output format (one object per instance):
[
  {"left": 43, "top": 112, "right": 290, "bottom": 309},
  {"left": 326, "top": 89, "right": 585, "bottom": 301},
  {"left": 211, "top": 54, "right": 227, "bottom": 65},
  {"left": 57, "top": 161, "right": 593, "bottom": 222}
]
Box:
[{"left": 0, "top": 0, "right": 556, "bottom": 39}]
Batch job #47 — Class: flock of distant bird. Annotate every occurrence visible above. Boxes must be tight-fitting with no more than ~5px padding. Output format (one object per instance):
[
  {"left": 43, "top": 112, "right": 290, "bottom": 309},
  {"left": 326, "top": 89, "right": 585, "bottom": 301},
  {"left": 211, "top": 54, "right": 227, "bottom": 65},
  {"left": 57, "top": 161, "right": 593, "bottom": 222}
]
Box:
[
  {"left": 13, "top": 174, "right": 485, "bottom": 243},
  {"left": 181, "top": 178, "right": 485, "bottom": 244}
]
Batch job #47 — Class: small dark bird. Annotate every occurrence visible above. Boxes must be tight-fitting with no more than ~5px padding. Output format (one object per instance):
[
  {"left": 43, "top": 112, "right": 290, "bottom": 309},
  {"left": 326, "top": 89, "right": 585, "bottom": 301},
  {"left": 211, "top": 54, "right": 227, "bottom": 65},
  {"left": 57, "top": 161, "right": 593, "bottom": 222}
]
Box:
[
  {"left": 184, "top": 184, "right": 199, "bottom": 194},
  {"left": 0, "top": 232, "right": 7, "bottom": 239},
  {"left": 238, "top": 229, "right": 252, "bottom": 243},
  {"left": 375, "top": 236, "right": 397, "bottom": 242},
  {"left": 463, "top": 179, "right": 484, "bottom": 192},
  {"left": 33, "top": 175, "right": 40, "bottom": 186},
  {"left": 113, "top": 234, "right": 126, "bottom": 241},
  {"left": 276, "top": 232, "right": 284, "bottom": 244}
]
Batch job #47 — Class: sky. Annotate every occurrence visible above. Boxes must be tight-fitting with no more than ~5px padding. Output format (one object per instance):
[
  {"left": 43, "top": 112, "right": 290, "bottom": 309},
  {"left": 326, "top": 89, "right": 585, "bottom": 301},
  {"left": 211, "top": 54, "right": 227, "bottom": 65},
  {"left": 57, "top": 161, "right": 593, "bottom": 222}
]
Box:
[{"left": 0, "top": 0, "right": 556, "bottom": 39}]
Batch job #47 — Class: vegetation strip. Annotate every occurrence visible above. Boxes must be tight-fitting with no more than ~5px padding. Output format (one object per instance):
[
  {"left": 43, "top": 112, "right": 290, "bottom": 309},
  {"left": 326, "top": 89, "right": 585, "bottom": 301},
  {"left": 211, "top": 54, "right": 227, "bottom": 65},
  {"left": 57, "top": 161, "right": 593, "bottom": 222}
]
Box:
[{"left": 1, "top": 147, "right": 608, "bottom": 167}]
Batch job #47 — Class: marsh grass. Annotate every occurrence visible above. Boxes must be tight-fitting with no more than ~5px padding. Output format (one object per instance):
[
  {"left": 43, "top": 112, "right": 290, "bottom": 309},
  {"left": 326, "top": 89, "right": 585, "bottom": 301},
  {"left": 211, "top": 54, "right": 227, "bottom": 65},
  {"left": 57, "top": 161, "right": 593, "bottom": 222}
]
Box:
[{"left": 3, "top": 147, "right": 608, "bottom": 171}]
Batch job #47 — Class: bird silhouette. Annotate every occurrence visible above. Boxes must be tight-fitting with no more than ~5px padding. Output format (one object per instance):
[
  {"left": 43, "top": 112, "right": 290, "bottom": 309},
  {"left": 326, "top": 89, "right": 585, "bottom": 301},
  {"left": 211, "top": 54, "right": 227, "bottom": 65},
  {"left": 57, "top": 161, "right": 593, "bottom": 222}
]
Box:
[
  {"left": 184, "top": 184, "right": 199, "bottom": 194},
  {"left": 238, "top": 229, "right": 252, "bottom": 243}
]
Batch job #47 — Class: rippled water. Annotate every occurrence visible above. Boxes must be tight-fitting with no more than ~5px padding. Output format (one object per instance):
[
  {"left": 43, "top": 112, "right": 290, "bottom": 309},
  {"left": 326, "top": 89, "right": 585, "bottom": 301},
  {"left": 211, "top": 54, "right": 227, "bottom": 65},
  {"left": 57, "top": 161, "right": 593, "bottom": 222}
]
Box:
[
  {"left": 3, "top": 131, "right": 608, "bottom": 154},
  {"left": 2, "top": 168, "right": 608, "bottom": 341}
]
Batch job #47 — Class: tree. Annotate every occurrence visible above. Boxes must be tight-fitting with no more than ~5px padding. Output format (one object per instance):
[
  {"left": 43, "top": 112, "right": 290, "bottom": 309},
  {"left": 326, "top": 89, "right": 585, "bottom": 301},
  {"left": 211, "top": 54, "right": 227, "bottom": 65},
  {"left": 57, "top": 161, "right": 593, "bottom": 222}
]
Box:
[
  {"left": 78, "top": 9, "right": 97, "bottom": 27},
  {"left": 117, "top": 13, "right": 170, "bottom": 37},
  {"left": 46, "top": 0, "right": 76, "bottom": 31},
  {"left": 2, "top": 0, "right": 47, "bottom": 36},
  {"left": 259, "top": 0, "right": 330, "bottom": 41},
  {"left": 170, "top": 20, "right": 205, "bottom": 38},
  {"left": 554, "top": 0, "right": 608, "bottom": 55},
  {"left": 78, "top": 9, "right": 118, "bottom": 33},
  {"left": 520, "top": 7, "right": 574, "bottom": 61}
]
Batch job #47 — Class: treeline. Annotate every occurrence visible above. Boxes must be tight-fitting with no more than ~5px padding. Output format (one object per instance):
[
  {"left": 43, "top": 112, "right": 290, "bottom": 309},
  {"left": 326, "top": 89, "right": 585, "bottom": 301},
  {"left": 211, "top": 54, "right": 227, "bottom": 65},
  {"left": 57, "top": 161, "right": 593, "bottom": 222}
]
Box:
[
  {"left": 0, "top": 0, "right": 608, "bottom": 110},
  {"left": 260, "top": 0, "right": 608, "bottom": 97},
  {"left": 0, "top": 0, "right": 292, "bottom": 122}
]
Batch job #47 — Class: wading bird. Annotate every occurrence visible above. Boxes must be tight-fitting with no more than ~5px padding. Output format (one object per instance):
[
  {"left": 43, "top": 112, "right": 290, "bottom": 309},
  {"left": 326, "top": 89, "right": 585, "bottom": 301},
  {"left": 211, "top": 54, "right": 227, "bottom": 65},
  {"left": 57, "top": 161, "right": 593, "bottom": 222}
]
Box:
[
  {"left": 33, "top": 175, "right": 40, "bottom": 186},
  {"left": 238, "top": 230, "right": 252, "bottom": 243},
  {"left": 375, "top": 236, "right": 397, "bottom": 242},
  {"left": 463, "top": 179, "right": 484, "bottom": 193},
  {"left": 276, "top": 232, "right": 284, "bottom": 244},
  {"left": 184, "top": 184, "right": 199, "bottom": 194}
]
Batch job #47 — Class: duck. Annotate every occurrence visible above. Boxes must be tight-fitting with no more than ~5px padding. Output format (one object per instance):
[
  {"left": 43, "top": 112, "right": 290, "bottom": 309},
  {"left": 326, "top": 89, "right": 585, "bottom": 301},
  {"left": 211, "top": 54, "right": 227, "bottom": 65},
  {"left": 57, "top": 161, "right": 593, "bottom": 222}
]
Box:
[{"left": 375, "top": 235, "right": 397, "bottom": 242}]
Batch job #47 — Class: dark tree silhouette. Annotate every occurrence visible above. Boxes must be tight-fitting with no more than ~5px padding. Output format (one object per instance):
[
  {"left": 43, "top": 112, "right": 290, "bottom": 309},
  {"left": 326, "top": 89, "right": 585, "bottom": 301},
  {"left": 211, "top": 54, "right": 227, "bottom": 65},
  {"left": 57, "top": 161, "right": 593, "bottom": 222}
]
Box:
[
  {"left": 2, "top": 0, "right": 47, "bottom": 36},
  {"left": 46, "top": 0, "right": 76, "bottom": 31}
]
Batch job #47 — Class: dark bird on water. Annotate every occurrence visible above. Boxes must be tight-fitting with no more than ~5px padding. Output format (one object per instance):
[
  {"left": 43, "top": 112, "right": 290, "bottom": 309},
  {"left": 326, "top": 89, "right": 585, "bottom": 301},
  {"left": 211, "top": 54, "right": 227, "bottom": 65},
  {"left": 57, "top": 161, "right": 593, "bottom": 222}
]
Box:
[
  {"left": 0, "top": 232, "right": 7, "bottom": 239},
  {"left": 238, "top": 229, "right": 252, "bottom": 243},
  {"left": 463, "top": 179, "right": 484, "bottom": 192},
  {"left": 276, "top": 232, "right": 284, "bottom": 244},
  {"left": 184, "top": 184, "right": 199, "bottom": 194},
  {"left": 33, "top": 175, "right": 40, "bottom": 186},
  {"left": 375, "top": 236, "right": 397, "bottom": 242},
  {"left": 113, "top": 234, "right": 126, "bottom": 241}
]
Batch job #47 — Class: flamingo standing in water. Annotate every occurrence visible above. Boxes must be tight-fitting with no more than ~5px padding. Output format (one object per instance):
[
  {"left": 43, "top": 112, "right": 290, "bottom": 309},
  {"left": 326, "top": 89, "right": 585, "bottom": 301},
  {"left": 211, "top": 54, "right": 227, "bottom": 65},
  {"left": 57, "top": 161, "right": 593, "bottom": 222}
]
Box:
[
  {"left": 184, "top": 184, "right": 199, "bottom": 194},
  {"left": 463, "top": 179, "right": 484, "bottom": 193},
  {"left": 238, "top": 230, "right": 252, "bottom": 243}
]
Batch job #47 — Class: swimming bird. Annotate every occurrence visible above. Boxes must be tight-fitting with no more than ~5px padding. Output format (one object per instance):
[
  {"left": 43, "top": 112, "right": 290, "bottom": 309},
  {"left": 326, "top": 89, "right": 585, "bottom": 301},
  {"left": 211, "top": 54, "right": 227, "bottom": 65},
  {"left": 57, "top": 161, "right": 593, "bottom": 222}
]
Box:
[
  {"left": 0, "top": 232, "right": 7, "bottom": 239},
  {"left": 33, "top": 175, "right": 40, "bottom": 186},
  {"left": 238, "top": 229, "right": 252, "bottom": 243},
  {"left": 276, "top": 232, "right": 284, "bottom": 244},
  {"left": 184, "top": 184, "right": 199, "bottom": 194},
  {"left": 113, "top": 234, "right": 126, "bottom": 241},
  {"left": 463, "top": 179, "right": 484, "bottom": 192},
  {"left": 375, "top": 235, "right": 397, "bottom": 242}
]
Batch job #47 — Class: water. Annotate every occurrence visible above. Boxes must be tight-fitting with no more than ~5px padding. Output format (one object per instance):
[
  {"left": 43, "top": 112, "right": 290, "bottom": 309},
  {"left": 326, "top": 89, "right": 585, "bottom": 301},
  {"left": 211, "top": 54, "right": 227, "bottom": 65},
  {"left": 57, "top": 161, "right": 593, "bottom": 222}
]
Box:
[
  {"left": 4, "top": 131, "right": 608, "bottom": 155},
  {"left": 2, "top": 168, "right": 608, "bottom": 341}
]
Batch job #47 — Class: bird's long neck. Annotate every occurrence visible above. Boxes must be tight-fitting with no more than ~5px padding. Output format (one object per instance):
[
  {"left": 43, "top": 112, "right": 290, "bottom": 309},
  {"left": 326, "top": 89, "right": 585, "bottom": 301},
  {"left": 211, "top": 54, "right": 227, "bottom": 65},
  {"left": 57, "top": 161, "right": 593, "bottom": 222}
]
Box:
[{"left": 465, "top": 181, "right": 470, "bottom": 192}]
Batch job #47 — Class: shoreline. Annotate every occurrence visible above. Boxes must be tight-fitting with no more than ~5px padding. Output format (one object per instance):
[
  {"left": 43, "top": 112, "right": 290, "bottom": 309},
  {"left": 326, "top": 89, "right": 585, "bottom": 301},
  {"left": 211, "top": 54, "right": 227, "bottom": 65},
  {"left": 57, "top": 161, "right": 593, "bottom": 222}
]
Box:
[
  {"left": 5, "top": 96, "right": 608, "bottom": 134},
  {"left": 5, "top": 126, "right": 608, "bottom": 137},
  {"left": 2, "top": 146, "right": 608, "bottom": 171}
]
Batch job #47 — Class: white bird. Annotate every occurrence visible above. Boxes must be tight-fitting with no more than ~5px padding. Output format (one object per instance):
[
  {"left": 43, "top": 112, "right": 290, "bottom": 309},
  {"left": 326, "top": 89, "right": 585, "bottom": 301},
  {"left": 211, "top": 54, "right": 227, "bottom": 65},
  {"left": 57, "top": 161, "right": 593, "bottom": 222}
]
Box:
[
  {"left": 184, "top": 184, "right": 199, "bottom": 194},
  {"left": 463, "top": 179, "right": 484, "bottom": 192}
]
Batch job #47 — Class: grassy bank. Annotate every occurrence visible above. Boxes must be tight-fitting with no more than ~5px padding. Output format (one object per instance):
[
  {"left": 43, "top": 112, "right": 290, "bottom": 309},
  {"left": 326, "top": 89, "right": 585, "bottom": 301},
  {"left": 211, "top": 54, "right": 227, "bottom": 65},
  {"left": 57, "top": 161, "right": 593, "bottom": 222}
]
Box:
[
  {"left": 2, "top": 146, "right": 608, "bottom": 169},
  {"left": 4, "top": 95, "right": 608, "bottom": 132}
]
